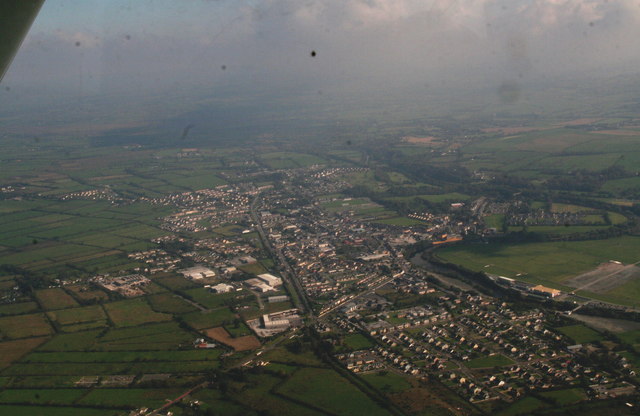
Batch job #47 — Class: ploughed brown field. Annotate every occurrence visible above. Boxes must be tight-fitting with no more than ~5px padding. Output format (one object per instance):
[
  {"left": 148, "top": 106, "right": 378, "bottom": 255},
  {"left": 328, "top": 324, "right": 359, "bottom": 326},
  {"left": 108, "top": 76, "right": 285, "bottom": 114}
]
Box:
[
  {"left": 203, "top": 326, "right": 260, "bottom": 351},
  {"left": 481, "top": 126, "right": 542, "bottom": 134},
  {"left": 402, "top": 136, "right": 440, "bottom": 144}
]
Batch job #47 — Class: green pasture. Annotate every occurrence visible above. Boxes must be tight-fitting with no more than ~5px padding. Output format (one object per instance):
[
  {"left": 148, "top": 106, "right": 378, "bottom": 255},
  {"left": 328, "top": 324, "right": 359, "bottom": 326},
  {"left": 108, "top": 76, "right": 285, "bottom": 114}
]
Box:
[
  {"left": 147, "top": 293, "right": 198, "bottom": 314},
  {"left": 0, "top": 405, "right": 116, "bottom": 416},
  {"left": 104, "top": 298, "right": 171, "bottom": 327},
  {"left": 22, "top": 349, "right": 222, "bottom": 364},
  {"left": 0, "top": 389, "right": 86, "bottom": 406},
  {"left": 343, "top": 333, "right": 375, "bottom": 350},
  {"left": 34, "top": 288, "right": 79, "bottom": 310},
  {"left": 38, "top": 322, "right": 193, "bottom": 352},
  {"left": 437, "top": 236, "right": 640, "bottom": 291},
  {"left": 466, "top": 354, "right": 514, "bottom": 369},
  {"left": 374, "top": 217, "right": 424, "bottom": 226},
  {"left": 259, "top": 152, "right": 326, "bottom": 169},
  {"left": 181, "top": 309, "right": 237, "bottom": 330},
  {"left": 0, "top": 302, "right": 39, "bottom": 316},
  {"left": 46, "top": 305, "right": 106, "bottom": 326},
  {"left": 0, "top": 313, "right": 53, "bottom": 339},
  {"left": 277, "top": 368, "right": 389, "bottom": 416},
  {"left": 556, "top": 325, "right": 603, "bottom": 344},
  {"left": 181, "top": 288, "right": 246, "bottom": 309},
  {"left": 76, "top": 388, "right": 183, "bottom": 409},
  {"left": 540, "top": 388, "right": 586, "bottom": 405},
  {"left": 360, "top": 372, "right": 412, "bottom": 394}
]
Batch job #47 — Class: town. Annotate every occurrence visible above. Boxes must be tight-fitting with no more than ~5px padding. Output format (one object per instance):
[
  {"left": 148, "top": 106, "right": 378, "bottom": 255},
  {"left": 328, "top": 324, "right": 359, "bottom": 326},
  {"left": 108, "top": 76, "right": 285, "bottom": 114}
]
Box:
[
  {"left": 24, "top": 160, "right": 634, "bottom": 415},
  {"left": 1, "top": 137, "right": 640, "bottom": 416}
]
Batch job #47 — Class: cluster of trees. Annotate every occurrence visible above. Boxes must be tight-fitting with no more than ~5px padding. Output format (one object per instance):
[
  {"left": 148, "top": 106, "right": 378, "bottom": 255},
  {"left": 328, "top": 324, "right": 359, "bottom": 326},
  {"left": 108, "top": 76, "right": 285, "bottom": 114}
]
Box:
[
  {"left": 0, "top": 264, "right": 47, "bottom": 295},
  {"left": 545, "top": 166, "right": 630, "bottom": 193}
]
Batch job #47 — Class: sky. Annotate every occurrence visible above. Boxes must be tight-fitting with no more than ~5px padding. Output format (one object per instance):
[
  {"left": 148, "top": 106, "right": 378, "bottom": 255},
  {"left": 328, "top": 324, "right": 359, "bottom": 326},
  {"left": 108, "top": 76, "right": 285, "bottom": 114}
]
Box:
[{"left": 3, "top": 0, "right": 640, "bottom": 107}]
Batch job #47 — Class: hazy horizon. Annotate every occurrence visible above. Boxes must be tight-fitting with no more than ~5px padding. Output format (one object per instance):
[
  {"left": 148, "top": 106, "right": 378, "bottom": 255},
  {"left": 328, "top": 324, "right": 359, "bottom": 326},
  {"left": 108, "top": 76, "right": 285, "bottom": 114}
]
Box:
[
  {"left": 3, "top": 0, "right": 640, "bottom": 139},
  {"left": 3, "top": 1, "right": 640, "bottom": 92}
]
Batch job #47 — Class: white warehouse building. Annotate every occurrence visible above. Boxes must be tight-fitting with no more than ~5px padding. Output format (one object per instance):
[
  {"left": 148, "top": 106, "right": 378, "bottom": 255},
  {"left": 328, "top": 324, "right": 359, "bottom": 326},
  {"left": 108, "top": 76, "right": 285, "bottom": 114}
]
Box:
[{"left": 257, "top": 273, "right": 282, "bottom": 287}]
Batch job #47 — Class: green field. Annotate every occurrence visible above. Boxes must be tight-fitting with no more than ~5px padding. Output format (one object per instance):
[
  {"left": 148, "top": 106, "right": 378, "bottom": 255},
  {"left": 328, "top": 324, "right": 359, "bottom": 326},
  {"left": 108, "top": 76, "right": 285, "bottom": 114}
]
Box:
[
  {"left": 238, "top": 262, "right": 268, "bottom": 275},
  {"left": 0, "top": 190, "right": 166, "bottom": 279},
  {"left": 497, "top": 396, "right": 548, "bottom": 416},
  {"left": 0, "top": 302, "right": 40, "bottom": 316},
  {"left": 374, "top": 217, "right": 424, "bottom": 226},
  {"left": 181, "top": 288, "right": 247, "bottom": 309},
  {"left": 146, "top": 293, "right": 198, "bottom": 314},
  {"left": 437, "top": 236, "right": 640, "bottom": 304},
  {"left": 22, "top": 349, "right": 222, "bottom": 364},
  {"left": 618, "top": 330, "right": 640, "bottom": 348},
  {"left": 189, "top": 389, "right": 250, "bottom": 415},
  {"left": 212, "top": 224, "right": 244, "bottom": 236},
  {"left": 466, "top": 354, "right": 514, "bottom": 369},
  {"left": 540, "top": 388, "right": 586, "bottom": 405},
  {"left": 360, "top": 372, "right": 412, "bottom": 393},
  {"left": 166, "top": 174, "right": 226, "bottom": 190},
  {"left": 320, "top": 194, "right": 398, "bottom": 220},
  {"left": 418, "top": 193, "right": 470, "bottom": 203},
  {"left": 343, "top": 333, "right": 375, "bottom": 350},
  {"left": 46, "top": 305, "right": 107, "bottom": 327},
  {"left": 181, "top": 309, "right": 238, "bottom": 330},
  {"left": 154, "top": 274, "right": 197, "bottom": 290},
  {"left": 277, "top": 368, "right": 390, "bottom": 416},
  {"left": 556, "top": 325, "right": 603, "bottom": 344},
  {"left": 601, "top": 176, "right": 640, "bottom": 193},
  {"left": 0, "top": 405, "right": 117, "bottom": 416},
  {"left": 95, "top": 322, "right": 193, "bottom": 351},
  {"left": 232, "top": 373, "right": 326, "bottom": 416},
  {"left": 484, "top": 214, "right": 505, "bottom": 229},
  {"left": 0, "top": 337, "right": 49, "bottom": 369},
  {"left": 551, "top": 203, "right": 592, "bottom": 213},
  {"left": 262, "top": 344, "right": 325, "bottom": 367},
  {"left": 0, "top": 313, "right": 53, "bottom": 339},
  {"left": 4, "top": 361, "right": 218, "bottom": 377},
  {"left": 259, "top": 152, "right": 326, "bottom": 169},
  {"left": 37, "top": 322, "right": 194, "bottom": 352},
  {"left": 322, "top": 197, "right": 376, "bottom": 211},
  {"left": 103, "top": 298, "right": 171, "bottom": 327},
  {"left": 66, "top": 285, "right": 109, "bottom": 302},
  {"left": 0, "top": 389, "right": 86, "bottom": 406},
  {"left": 507, "top": 225, "right": 609, "bottom": 235},
  {"left": 76, "top": 388, "right": 183, "bottom": 409}
]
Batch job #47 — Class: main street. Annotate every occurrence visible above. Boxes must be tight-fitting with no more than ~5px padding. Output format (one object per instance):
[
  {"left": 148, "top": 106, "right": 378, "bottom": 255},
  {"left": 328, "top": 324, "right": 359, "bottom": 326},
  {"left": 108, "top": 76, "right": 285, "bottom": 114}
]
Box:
[{"left": 249, "top": 193, "right": 312, "bottom": 315}]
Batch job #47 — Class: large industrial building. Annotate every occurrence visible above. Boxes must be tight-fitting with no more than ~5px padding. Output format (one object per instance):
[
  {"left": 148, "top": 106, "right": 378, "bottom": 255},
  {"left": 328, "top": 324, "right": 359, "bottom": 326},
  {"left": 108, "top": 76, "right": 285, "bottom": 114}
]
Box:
[
  {"left": 179, "top": 266, "right": 216, "bottom": 280},
  {"left": 257, "top": 273, "right": 282, "bottom": 287},
  {"left": 245, "top": 278, "right": 276, "bottom": 293}
]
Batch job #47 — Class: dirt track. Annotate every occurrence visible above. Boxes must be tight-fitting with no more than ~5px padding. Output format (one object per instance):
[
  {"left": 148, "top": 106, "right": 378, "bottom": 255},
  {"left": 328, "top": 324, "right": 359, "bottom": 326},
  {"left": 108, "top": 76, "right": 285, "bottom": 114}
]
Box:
[{"left": 564, "top": 262, "right": 640, "bottom": 294}]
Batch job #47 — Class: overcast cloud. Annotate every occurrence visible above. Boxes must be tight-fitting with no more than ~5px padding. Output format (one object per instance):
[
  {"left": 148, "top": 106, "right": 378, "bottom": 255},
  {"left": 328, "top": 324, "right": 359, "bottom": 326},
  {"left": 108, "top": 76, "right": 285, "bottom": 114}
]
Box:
[{"left": 3, "top": 0, "right": 640, "bottom": 105}]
